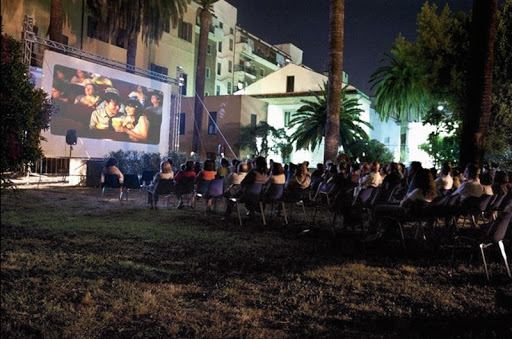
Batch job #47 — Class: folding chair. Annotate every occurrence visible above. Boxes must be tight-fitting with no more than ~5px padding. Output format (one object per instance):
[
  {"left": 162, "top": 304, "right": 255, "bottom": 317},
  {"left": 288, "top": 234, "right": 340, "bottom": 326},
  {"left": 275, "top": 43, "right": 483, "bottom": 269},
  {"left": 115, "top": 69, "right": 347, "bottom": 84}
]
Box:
[
  {"left": 479, "top": 212, "right": 512, "bottom": 280},
  {"left": 148, "top": 179, "right": 174, "bottom": 209},
  {"left": 195, "top": 179, "right": 212, "bottom": 209},
  {"left": 122, "top": 174, "right": 141, "bottom": 202},
  {"left": 459, "top": 194, "right": 495, "bottom": 228},
  {"left": 260, "top": 183, "right": 287, "bottom": 225},
  {"left": 203, "top": 178, "right": 225, "bottom": 213},
  {"left": 101, "top": 173, "right": 122, "bottom": 202},
  {"left": 230, "top": 183, "right": 264, "bottom": 226},
  {"left": 282, "top": 187, "right": 309, "bottom": 224},
  {"left": 456, "top": 212, "right": 511, "bottom": 281},
  {"left": 174, "top": 177, "right": 196, "bottom": 209}
]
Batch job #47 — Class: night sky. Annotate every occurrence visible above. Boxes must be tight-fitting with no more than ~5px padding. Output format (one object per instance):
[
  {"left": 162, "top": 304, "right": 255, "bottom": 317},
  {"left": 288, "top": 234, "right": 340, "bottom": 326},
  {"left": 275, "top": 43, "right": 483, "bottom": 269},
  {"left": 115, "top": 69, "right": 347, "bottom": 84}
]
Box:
[{"left": 226, "top": 0, "right": 474, "bottom": 95}]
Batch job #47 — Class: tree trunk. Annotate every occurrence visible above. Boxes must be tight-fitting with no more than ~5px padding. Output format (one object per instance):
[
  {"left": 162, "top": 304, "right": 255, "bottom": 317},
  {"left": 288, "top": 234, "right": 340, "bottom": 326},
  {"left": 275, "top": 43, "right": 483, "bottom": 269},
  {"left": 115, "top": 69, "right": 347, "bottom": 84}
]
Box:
[
  {"left": 126, "top": 32, "right": 138, "bottom": 72},
  {"left": 48, "top": 0, "right": 64, "bottom": 43},
  {"left": 459, "top": 0, "right": 497, "bottom": 168},
  {"left": 324, "top": 0, "right": 345, "bottom": 163},
  {"left": 192, "top": 8, "right": 212, "bottom": 155}
]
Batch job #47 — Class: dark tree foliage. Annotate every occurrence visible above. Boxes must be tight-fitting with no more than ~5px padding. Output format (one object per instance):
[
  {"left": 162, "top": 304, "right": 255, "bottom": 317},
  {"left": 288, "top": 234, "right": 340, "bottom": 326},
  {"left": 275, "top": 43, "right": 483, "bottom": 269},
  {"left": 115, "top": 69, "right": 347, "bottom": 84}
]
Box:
[
  {"left": 1, "top": 34, "right": 52, "bottom": 178},
  {"left": 346, "top": 139, "right": 394, "bottom": 165}
]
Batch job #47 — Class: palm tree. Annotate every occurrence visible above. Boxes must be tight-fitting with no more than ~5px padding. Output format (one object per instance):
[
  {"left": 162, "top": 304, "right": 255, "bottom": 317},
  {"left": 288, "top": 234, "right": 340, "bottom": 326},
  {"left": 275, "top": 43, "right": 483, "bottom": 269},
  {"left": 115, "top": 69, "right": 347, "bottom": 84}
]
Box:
[
  {"left": 459, "top": 0, "right": 497, "bottom": 168},
  {"left": 48, "top": 0, "right": 64, "bottom": 43},
  {"left": 86, "top": 0, "right": 189, "bottom": 68},
  {"left": 370, "top": 37, "right": 433, "bottom": 162},
  {"left": 324, "top": 0, "right": 345, "bottom": 162},
  {"left": 289, "top": 83, "right": 371, "bottom": 154},
  {"left": 192, "top": 0, "right": 218, "bottom": 155},
  {"left": 370, "top": 36, "right": 432, "bottom": 122}
]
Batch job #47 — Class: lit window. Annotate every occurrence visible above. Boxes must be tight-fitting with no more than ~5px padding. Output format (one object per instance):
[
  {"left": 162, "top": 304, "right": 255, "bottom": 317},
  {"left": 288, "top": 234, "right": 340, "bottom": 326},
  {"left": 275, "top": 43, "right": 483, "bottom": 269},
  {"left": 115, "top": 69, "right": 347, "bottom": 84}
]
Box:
[{"left": 208, "top": 111, "right": 217, "bottom": 134}]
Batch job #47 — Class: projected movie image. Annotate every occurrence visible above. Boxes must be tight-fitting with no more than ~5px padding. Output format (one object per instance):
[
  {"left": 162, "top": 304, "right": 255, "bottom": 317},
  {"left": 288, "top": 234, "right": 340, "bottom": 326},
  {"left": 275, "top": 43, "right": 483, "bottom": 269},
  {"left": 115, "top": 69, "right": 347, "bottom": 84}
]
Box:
[{"left": 50, "top": 64, "right": 164, "bottom": 145}]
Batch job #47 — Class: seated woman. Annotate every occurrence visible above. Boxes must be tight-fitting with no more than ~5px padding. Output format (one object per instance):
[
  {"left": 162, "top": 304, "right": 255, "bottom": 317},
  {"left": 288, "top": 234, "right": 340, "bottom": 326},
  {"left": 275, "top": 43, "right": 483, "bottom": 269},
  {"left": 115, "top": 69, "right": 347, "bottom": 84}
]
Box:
[
  {"left": 223, "top": 162, "right": 249, "bottom": 218},
  {"left": 114, "top": 99, "right": 149, "bottom": 142},
  {"left": 263, "top": 162, "right": 286, "bottom": 196},
  {"left": 435, "top": 162, "right": 453, "bottom": 195},
  {"left": 196, "top": 159, "right": 216, "bottom": 183},
  {"left": 217, "top": 158, "right": 230, "bottom": 178},
  {"left": 149, "top": 161, "right": 174, "bottom": 210},
  {"left": 174, "top": 160, "right": 196, "bottom": 209},
  {"left": 240, "top": 156, "right": 268, "bottom": 215},
  {"left": 100, "top": 158, "right": 124, "bottom": 197}
]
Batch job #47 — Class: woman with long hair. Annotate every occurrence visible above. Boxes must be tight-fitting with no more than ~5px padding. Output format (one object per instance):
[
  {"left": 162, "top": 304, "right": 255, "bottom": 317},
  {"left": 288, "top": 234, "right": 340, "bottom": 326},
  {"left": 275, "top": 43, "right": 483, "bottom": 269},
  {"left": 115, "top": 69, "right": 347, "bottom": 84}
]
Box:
[{"left": 116, "top": 99, "right": 149, "bottom": 142}]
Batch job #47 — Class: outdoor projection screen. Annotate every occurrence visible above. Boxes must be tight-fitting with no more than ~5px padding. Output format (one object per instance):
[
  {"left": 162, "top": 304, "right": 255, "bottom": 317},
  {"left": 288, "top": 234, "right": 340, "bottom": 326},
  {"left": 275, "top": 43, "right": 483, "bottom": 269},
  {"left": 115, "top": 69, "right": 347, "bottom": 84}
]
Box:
[{"left": 41, "top": 51, "right": 172, "bottom": 158}]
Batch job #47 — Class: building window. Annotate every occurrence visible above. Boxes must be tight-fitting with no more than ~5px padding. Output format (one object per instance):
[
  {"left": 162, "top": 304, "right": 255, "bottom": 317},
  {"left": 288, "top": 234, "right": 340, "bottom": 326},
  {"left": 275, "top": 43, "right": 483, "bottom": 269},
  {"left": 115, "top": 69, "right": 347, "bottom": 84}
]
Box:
[
  {"left": 259, "top": 68, "right": 265, "bottom": 77},
  {"left": 217, "top": 63, "right": 221, "bottom": 76},
  {"left": 230, "top": 27, "right": 234, "bottom": 35},
  {"left": 179, "top": 113, "right": 186, "bottom": 135},
  {"left": 181, "top": 73, "right": 187, "bottom": 95},
  {"left": 150, "top": 63, "right": 169, "bottom": 80},
  {"left": 284, "top": 111, "right": 291, "bottom": 127},
  {"left": 178, "top": 20, "right": 193, "bottom": 42},
  {"left": 228, "top": 61, "right": 232, "bottom": 73},
  {"left": 219, "top": 22, "right": 223, "bottom": 29},
  {"left": 218, "top": 41, "right": 222, "bottom": 53},
  {"left": 227, "top": 82, "right": 232, "bottom": 94},
  {"left": 286, "top": 75, "right": 295, "bottom": 92},
  {"left": 229, "top": 39, "right": 233, "bottom": 51},
  {"left": 216, "top": 85, "right": 220, "bottom": 96},
  {"left": 207, "top": 44, "right": 211, "bottom": 55},
  {"left": 206, "top": 67, "right": 211, "bottom": 78},
  {"left": 205, "top": 92, "right": 209, "bottom": 96},
  {"left": 251, "top": 114, "right": 257, "bottom": 128},
  {"left": 208, "top": 111, "right": 217, "bottom": 134}
]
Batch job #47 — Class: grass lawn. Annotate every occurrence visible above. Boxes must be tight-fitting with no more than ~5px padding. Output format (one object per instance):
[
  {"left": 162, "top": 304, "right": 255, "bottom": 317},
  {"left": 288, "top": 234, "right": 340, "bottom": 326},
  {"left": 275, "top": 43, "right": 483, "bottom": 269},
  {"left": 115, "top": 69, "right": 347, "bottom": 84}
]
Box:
[{"left": 1, "top": 185, "right": 511, "bottom": 338}]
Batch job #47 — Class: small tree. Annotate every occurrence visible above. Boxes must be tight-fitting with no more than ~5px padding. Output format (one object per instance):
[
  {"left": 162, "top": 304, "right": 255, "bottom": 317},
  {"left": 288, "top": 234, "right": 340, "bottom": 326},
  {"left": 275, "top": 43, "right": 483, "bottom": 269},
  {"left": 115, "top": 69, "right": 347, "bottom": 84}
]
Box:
[
  {"left": 237, "top": 121, "right": 288, "bottom": 158},
  {"left": 346, "top": 139, "right": 394, "bottom": 164},
  {"left": 1, "top": 34, "right": 52, "bottom": 185}
]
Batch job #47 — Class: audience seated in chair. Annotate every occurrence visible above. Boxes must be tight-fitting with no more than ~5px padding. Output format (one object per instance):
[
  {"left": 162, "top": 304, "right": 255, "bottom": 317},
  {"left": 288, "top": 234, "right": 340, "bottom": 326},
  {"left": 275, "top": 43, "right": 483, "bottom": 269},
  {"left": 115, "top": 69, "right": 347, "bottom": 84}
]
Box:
[
  {"left": 149, "top": 161, "right": 174, "bottom": 210},
  {"left": 101, "top": 158, "right": 124, "bottom": 198}
]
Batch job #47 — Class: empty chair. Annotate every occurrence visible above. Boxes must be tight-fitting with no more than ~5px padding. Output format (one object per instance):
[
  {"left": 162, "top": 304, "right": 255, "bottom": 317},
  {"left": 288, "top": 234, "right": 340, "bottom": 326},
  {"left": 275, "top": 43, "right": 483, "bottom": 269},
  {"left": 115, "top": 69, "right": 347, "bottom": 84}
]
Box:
[
  {"left": 122, "top": 174, "right": 141, "bottom": 202},
  {"left": 459, "top": 194, "right": 495, "bottom": 228},
  {"left": 140, "top": 170, "right": 155, "bottom": 188},
  {"left": 480, "top": 212, "right": 512, "bottom": 280}
]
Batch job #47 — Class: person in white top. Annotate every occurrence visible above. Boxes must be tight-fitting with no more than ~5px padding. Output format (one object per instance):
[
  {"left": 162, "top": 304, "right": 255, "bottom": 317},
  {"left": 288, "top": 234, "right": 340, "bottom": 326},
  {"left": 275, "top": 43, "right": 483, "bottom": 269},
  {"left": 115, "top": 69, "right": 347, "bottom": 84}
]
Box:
[
  {"left": 435, "top": 162, "right": 453, "bottom": 193},
  {"left": 453, "top": 163, "right": 485, "bottom": 202},
  {"left": 359, "top": 161, "right": 383, "bottom": 189}
]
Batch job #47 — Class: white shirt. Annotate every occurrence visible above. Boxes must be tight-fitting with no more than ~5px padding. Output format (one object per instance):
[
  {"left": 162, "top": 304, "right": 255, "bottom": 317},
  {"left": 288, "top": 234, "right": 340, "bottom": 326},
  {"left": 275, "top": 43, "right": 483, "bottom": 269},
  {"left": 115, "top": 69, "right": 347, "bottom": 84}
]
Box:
[
  {"left": 453, "top": 179, "right": 485, "bottom": 201},
  {"left": 435, "top": 174, "right": 453, "bottom": 190}
]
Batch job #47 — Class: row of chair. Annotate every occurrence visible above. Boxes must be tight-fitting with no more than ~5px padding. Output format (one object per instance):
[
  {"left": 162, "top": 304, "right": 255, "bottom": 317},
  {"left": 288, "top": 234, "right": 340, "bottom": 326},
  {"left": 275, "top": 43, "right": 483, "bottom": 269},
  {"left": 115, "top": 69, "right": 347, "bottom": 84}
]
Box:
[{"left": 338, "top": 184, "right": 511, "bottom": 280}]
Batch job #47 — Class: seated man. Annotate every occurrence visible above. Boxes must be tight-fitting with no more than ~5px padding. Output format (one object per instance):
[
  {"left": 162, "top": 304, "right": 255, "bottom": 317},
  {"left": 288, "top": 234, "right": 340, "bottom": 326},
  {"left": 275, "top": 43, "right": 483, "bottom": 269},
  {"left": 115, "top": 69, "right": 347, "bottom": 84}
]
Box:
[
  {"left": 89, "top": 91, "right": 125, "bottom": 129},
  {"left": 453, "top": 163, "right": 485, "bottom": 202}
]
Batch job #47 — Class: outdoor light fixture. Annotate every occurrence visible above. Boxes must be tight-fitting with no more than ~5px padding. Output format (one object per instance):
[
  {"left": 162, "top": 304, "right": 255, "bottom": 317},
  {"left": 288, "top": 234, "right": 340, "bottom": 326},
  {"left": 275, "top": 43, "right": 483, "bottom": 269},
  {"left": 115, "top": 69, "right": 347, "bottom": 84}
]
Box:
[{"left": 437, "top": 105, "right": 444, "bottom": 111}]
